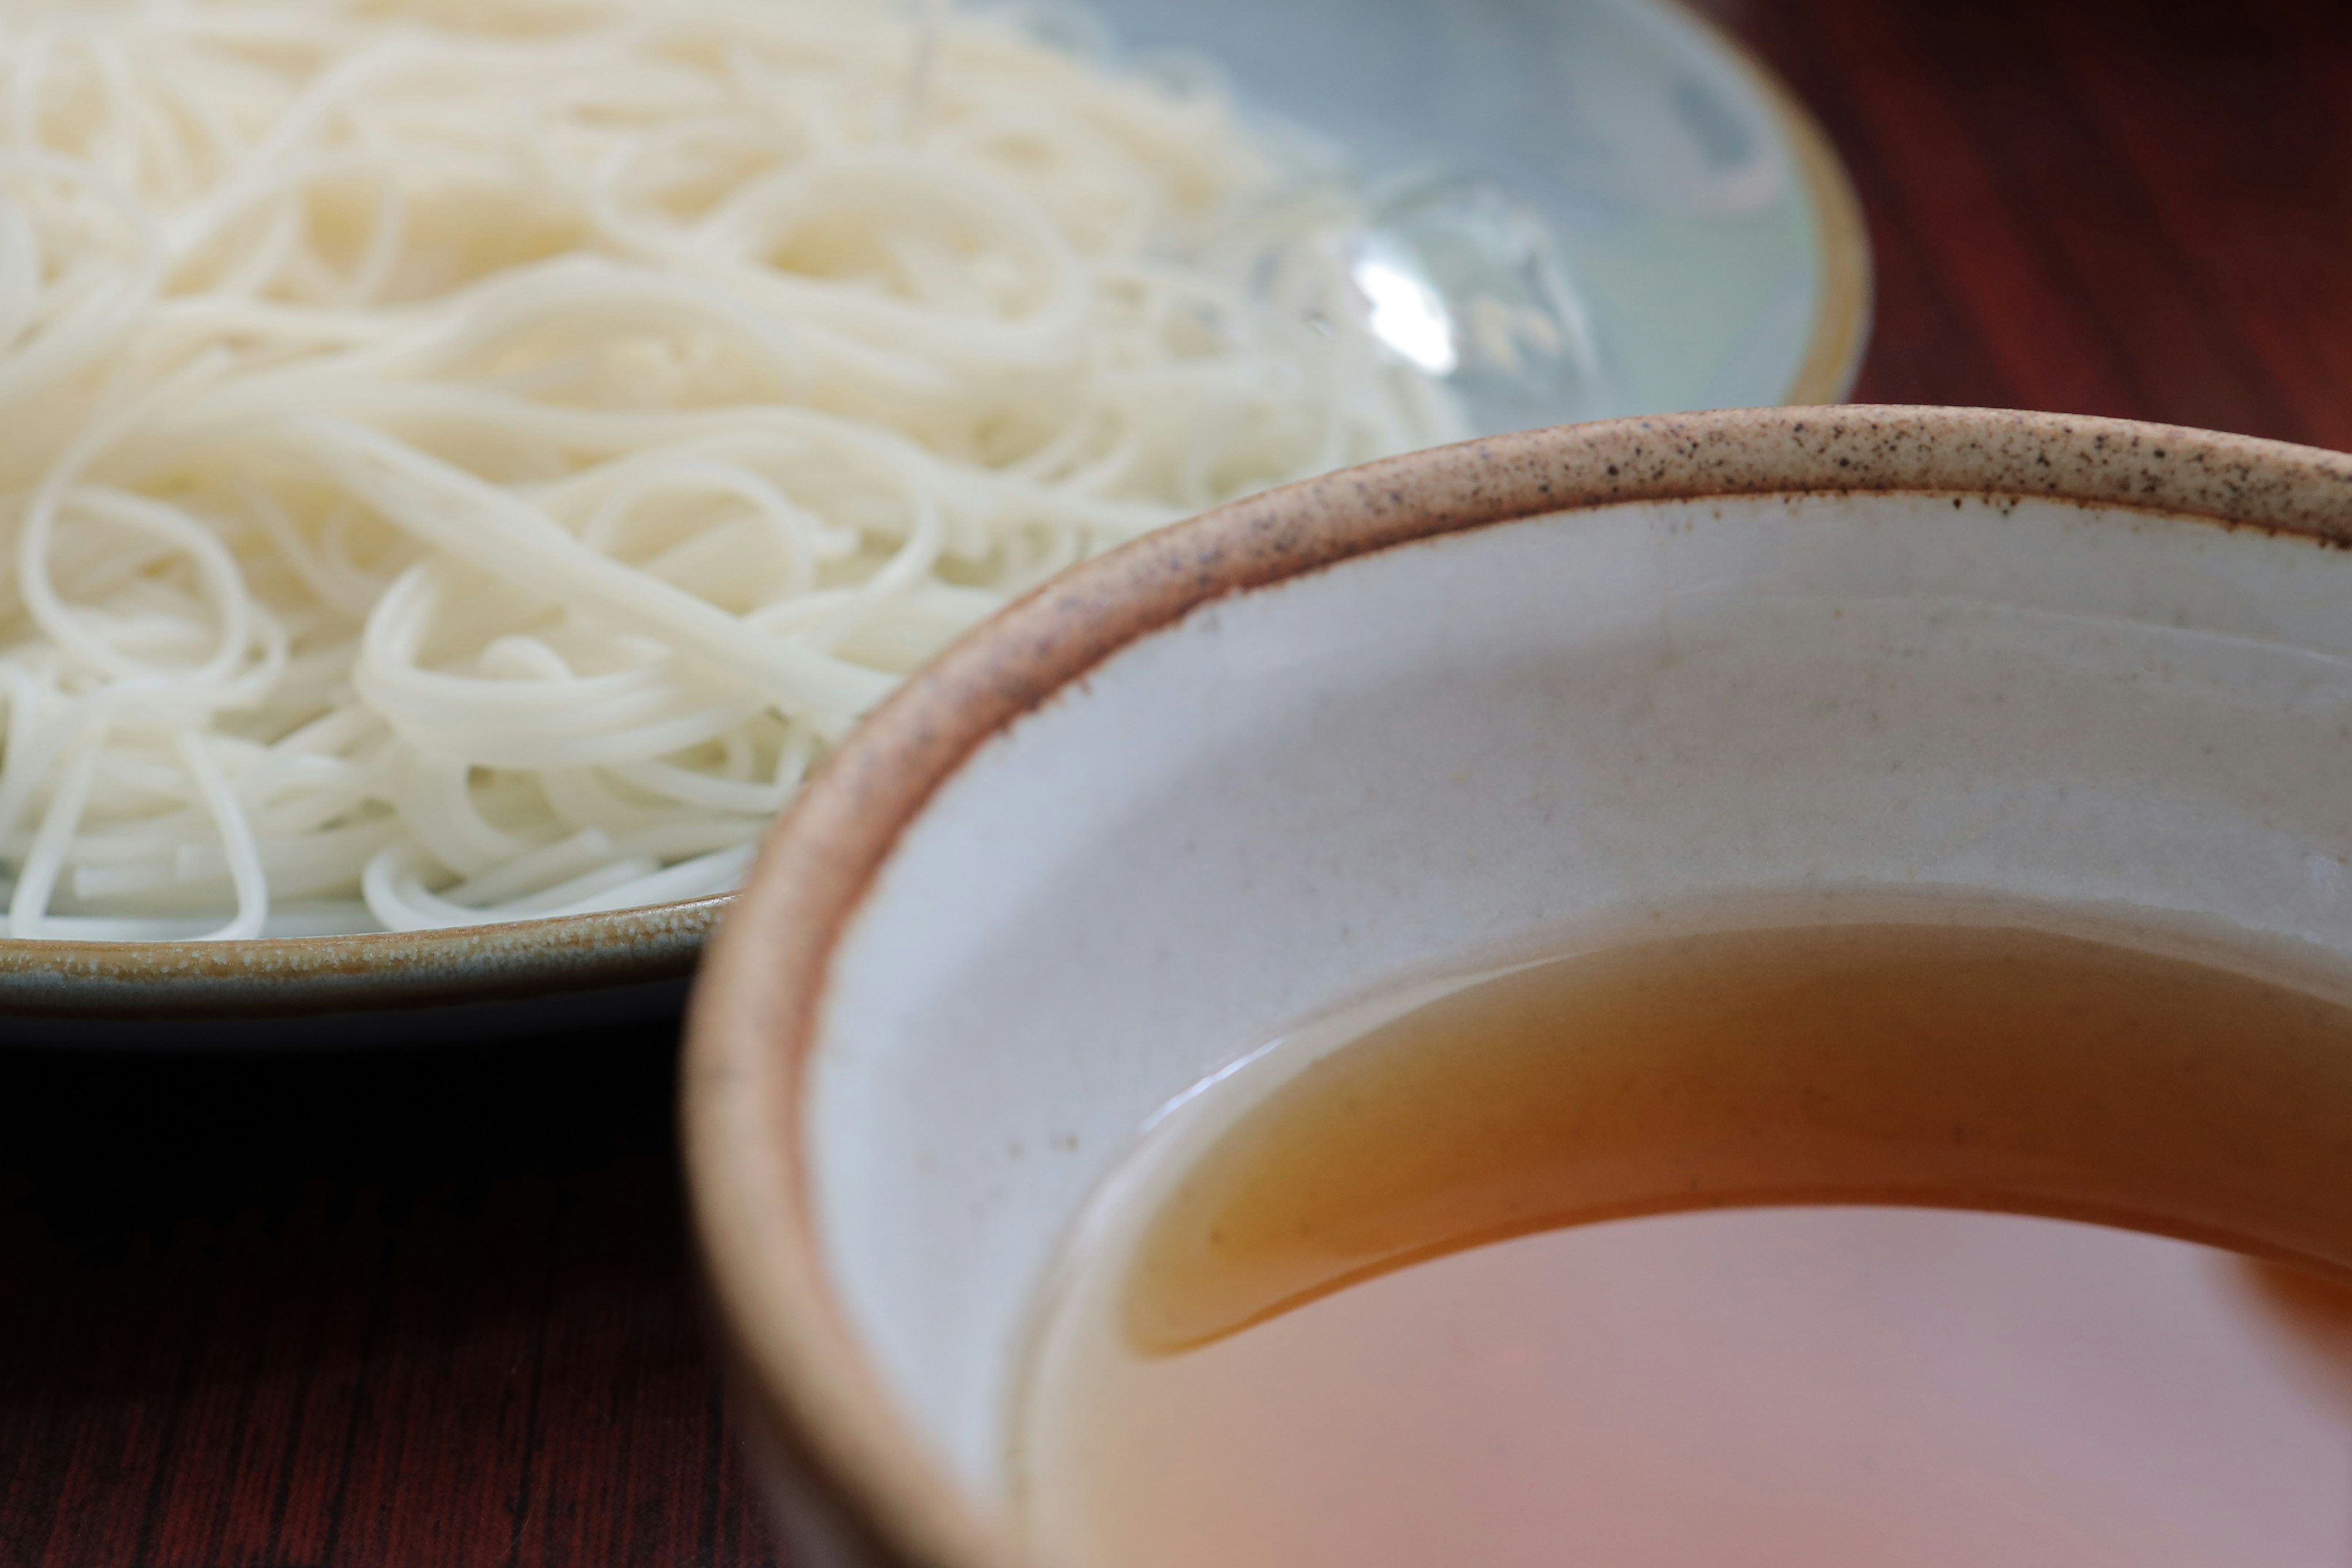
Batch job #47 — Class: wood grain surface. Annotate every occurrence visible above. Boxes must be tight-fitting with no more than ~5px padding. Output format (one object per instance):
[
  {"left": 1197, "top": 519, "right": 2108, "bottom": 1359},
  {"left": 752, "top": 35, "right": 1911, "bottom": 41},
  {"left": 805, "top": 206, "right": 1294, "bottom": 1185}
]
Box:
[
  {"left": 1709, "top": 0, "right": 2352, "bottom": 448},
  {"left": 1, "top": 1033, "right": 782, "bottom": 1568},
  {"left": 5, "top": 1, "right": 2349, "bottom": 1564}
]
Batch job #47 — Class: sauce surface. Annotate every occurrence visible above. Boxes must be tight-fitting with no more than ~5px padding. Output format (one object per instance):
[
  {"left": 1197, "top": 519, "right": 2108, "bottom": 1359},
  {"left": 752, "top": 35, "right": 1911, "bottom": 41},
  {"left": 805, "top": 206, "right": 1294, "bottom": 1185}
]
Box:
[{"left": 1016, "top": 922, "right": 2352, "bottom": 1568}]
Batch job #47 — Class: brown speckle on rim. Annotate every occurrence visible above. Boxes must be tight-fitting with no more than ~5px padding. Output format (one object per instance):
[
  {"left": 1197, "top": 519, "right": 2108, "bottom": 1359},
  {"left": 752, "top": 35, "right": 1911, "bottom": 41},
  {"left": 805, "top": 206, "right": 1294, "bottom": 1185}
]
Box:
[{"left": 685, "top": 404, "right": 2352, "bottom": 1568}]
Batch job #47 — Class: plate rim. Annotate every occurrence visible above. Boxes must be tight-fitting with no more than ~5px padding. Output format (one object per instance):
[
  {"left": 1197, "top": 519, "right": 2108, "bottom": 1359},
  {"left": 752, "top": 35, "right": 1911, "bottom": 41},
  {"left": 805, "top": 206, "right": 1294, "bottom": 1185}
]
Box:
[{"left": 1656, "top": 0, "right": 1874, "bottom": 406}]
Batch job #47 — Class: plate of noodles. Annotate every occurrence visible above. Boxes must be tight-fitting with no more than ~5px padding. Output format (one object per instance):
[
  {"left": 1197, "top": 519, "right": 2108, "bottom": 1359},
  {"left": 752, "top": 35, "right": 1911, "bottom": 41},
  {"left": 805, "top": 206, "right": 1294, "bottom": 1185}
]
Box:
[{"left": 0, "top": 0, "right": 1866, "bottom": 1039}]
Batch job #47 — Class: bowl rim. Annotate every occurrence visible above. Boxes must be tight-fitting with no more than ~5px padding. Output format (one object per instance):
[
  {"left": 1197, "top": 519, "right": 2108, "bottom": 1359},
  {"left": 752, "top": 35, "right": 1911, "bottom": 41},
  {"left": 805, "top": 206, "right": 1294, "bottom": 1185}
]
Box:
[{"left": 683, "top": 404, "right": 2352, "bottom": 1568}]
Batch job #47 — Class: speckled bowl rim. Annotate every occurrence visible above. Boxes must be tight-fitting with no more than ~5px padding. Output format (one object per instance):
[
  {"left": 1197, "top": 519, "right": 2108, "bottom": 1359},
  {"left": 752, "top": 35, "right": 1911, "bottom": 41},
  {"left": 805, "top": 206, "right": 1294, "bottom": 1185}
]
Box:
[
  {"left": 0, "top": 7, "right": 1866, "bottom": 1022},
  {"left": 684, "top": 405, "right": 2352, "bottom": 1568}
]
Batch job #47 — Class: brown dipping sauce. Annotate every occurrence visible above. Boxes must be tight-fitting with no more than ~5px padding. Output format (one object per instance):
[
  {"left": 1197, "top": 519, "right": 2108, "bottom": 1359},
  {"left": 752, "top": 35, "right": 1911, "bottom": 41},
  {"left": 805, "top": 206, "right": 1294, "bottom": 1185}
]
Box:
[{"left": 1014, "top": 922, "right": 2352, "bottom": 1567}]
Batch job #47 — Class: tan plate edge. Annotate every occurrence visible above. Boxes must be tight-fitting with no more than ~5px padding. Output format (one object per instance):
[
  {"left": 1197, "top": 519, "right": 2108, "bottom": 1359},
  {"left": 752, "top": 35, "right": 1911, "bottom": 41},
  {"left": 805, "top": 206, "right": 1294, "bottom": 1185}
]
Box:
[
  {"left": 1665, "top": 0, "right": 1875, "bottom": 405},
  {"left": 0, "top": 893, "right": 726, "bottom": 1017},
  {"left": 1761, "top": 52, "right": 1874, "bottom": 403}
]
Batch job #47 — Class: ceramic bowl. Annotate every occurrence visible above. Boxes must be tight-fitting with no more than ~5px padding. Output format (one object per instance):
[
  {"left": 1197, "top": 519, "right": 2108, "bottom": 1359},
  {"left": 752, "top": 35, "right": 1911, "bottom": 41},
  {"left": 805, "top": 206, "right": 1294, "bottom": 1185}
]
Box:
[{"left": 684, "top": 405, "right": 2352, "bottom": 1567}]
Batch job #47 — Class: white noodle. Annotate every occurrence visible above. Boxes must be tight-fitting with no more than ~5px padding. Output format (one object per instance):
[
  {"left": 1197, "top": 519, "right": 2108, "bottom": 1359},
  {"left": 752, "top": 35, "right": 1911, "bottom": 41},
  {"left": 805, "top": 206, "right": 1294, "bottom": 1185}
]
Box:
[{"left": 0, "top": 0, "right": 1461, "bottom": 938}]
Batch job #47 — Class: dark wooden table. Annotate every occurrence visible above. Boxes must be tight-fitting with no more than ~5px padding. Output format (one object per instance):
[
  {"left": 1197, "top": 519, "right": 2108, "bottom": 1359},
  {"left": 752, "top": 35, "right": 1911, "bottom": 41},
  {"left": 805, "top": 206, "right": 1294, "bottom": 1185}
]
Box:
[
  {"left": 1712, "top": 0, "right": 2352, "bottom": 450},
  {"left": 0, "top": 1031, "right": 782, "bottom": 1568},
  {"left": 4, "top": 1, "right": 2348, "bottom": 1564}
]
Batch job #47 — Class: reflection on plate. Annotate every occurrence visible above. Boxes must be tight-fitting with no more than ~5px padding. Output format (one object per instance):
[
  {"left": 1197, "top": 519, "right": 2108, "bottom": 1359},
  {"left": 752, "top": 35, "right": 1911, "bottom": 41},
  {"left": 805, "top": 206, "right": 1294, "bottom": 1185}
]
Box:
[{"left": 1091, "top": 0, "right": 1870, "bottom": 418}]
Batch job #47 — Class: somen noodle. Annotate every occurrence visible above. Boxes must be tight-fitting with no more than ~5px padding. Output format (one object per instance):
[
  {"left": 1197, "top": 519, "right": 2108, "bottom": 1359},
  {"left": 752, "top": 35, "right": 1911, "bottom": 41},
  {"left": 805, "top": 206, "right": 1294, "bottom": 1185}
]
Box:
[{"left": 0, "top": 0, "right": 1460, "bottom": 937}]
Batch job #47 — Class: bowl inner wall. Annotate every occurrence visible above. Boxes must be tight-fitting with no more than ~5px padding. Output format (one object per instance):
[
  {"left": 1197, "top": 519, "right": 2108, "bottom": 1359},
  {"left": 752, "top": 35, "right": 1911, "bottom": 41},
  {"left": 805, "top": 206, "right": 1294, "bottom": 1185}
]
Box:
[{"left": 807, "top": 492, "right": 2352, "bottom": 1496}]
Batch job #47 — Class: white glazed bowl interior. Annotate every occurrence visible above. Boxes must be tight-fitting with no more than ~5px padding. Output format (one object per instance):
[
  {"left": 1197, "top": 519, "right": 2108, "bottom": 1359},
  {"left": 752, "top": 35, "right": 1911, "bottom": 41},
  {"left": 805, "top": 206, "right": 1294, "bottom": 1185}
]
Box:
[{"left": 690, "top": 409, "right": 2352, "bottom": 1565}]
